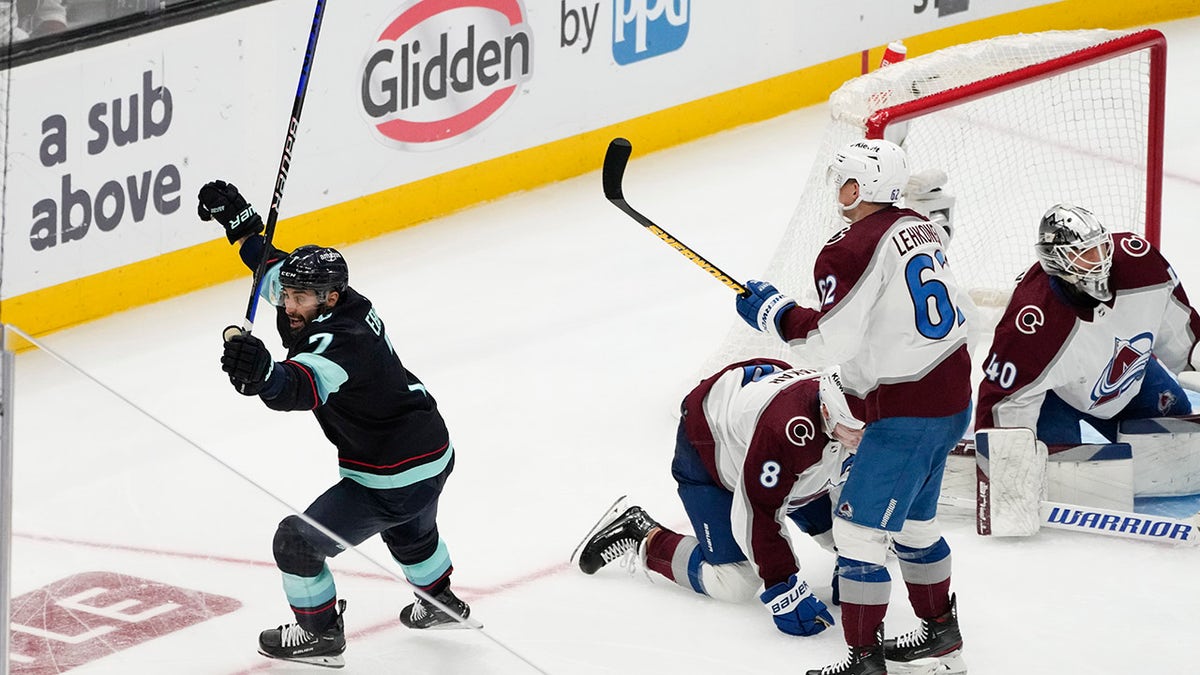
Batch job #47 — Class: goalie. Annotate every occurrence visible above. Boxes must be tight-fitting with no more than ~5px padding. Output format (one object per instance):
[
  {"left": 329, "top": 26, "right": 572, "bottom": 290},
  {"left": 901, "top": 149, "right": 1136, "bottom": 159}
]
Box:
[{"left": 976, "top": 203, "right": 1200, "bottom": 443}]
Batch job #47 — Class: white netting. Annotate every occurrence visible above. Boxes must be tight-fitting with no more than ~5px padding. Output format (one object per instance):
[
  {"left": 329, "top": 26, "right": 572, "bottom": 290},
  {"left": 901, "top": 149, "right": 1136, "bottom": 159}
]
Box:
[{"left": 708, "top": 29, "right": 1160, "bottom": 372}]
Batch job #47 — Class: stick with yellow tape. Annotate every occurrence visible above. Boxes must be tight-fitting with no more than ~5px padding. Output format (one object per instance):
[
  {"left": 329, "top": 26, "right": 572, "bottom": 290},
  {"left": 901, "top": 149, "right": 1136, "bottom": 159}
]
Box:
[{"left": 602, "top": 138, "right": 748, "bottom": 297}]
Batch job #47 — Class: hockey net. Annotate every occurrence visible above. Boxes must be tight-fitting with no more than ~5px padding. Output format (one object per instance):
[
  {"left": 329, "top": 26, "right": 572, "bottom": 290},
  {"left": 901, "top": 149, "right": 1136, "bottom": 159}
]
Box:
[{"left": 707, "top": 29, "right": 1166, "bottom": 373}]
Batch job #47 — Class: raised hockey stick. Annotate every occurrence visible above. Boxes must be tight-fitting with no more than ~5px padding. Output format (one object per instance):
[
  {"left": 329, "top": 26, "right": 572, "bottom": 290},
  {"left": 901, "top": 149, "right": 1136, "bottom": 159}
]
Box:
[
  {"left": 228, "top": 0, "right": 328, "bottom": 341},
  {"left": 602, "top": 137, "right": 749, "bottom": 296}
]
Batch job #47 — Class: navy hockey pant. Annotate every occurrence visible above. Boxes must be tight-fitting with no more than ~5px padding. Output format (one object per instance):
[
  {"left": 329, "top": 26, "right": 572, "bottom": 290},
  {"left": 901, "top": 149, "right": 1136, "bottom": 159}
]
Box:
[
  {"left": 671, "top": 422, "right": 832, "bottom": 565},
  {"left": 272, "top": 455, "right": 454, "bottom": 630},
  {"left": 1037, "top": 357, "right": 1191, "bottom": 444}
]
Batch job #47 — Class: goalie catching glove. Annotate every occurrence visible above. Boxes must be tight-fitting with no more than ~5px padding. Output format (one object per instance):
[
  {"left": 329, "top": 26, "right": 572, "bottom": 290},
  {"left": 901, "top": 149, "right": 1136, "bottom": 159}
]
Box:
[
  {"left": 198, "top": 180, "right": 264, "bottom": 244},
  {"left": 760, "top": 574, "right": 834, "bottom": 636},
  {"left": 736, "top": 280, "right": 796, "bottom": 338}
]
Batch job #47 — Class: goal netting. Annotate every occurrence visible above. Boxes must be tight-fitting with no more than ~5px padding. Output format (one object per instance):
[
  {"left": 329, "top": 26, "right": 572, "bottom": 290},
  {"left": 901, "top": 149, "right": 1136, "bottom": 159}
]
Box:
[{"left": 707, "top": 29, "right": 1166, "bottom": 373}]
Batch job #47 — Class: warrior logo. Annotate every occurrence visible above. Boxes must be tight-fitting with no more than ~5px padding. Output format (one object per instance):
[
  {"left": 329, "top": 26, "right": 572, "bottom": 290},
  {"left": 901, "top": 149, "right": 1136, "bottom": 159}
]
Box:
[
  {"left": 786, "top": 416, "right": 817, "bottom": 447},
  {"left": 1090, "top": 332, "right": 1154, "bottom": 408}
]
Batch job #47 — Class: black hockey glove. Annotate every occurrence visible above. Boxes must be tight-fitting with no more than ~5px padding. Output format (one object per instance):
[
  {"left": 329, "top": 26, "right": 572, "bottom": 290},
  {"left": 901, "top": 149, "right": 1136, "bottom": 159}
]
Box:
[
  {"left": 198, "top": 180, "right": 264, "bottom": 244},
  {"left": 221, "top": 328, "right": 274, "bottom": 396}
]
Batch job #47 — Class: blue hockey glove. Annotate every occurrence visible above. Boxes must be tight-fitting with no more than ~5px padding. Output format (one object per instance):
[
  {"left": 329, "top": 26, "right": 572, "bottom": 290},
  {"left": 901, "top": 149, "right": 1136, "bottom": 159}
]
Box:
[
  {"left": 760, "top": 574, "right": 834, "bottom": 637},
  {"left": 221, "top": 328, "right": 275, "bottom": 396},
  {"left": 198, "top": 180, "right": 263, "bottom": 244},
  {"left": 736, "top": 280, "right": 796, "bottom": 337}
]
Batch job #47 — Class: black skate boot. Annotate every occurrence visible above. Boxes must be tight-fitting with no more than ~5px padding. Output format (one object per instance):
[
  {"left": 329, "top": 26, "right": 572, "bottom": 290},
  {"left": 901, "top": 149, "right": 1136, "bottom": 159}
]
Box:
[
  {"left": 258, "top": 599, "right": 347, "bottom": 668},
  {"left": 805, "top": 624, "right": 887, "bottom": 675},
  {"left": 572, "top": 496, "right": 661, "bottom": 575},
  {"left": 400, "top": 587, "right": 474, "bottom": 629},
  {"left": 884, "top": 594, "right": 966, "bottom": 674}
]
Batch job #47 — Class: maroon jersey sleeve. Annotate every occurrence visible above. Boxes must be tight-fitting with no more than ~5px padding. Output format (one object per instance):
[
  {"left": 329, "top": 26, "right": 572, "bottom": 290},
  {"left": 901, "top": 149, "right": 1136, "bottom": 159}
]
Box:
[
  {"left": 739, "top": 384, "right": 826, "bottom": 588},
  {"left": 975, "top": 266, "right": 1076, "bottom": 430}
]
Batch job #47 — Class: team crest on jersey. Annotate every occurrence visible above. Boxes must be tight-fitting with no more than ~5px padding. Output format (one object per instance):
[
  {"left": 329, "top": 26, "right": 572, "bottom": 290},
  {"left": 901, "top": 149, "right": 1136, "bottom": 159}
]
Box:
[
  {"left": 826, "top": 226, "right": 851, "bottom": 246},
  {"left": 786, "top": 416, "right": 817, "bottom": 447},
  {"left": 1090, "top": 332, "right": 1154, "bottom": 408},
  {"left": 1015, "top": 305, "right": 1045, "bottom": 335},
  {"left": 1120, "top": 235, "right": 1149, "bottom": 257}
]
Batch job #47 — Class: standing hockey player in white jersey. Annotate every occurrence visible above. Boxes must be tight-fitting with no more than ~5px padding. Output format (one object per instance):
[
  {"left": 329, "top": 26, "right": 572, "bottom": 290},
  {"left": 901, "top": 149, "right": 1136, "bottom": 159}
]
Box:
[
  {"left": 735, "top": 139, "right": 971, "bottom": 675},
  {"left": 574, "top": 360, "right": 862, "bottom": 638},
  {"left": 976, "top": 203, "right": 1200, "bottom": 441}
]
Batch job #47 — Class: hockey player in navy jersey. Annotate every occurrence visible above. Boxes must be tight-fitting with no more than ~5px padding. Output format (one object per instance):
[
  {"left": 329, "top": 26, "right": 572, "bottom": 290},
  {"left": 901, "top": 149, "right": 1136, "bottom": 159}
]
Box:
[
  {"left": 736, "top": 139, "right": 970, "bottom": 675},
  {"left": 976, "top": 203, "right": 1200, "bottom": 442},
  {"left": 574, "top": 361, "right": 862, "bottom": 638},
  {"left": 198, "top": 180, "right": 471, "bottom": 668}
]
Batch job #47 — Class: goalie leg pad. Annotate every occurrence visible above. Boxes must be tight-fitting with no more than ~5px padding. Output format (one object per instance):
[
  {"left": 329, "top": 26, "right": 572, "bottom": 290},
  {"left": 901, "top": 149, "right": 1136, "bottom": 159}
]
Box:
[{"left": 975, "top": 428, "right": 1046, "bottom": 537}]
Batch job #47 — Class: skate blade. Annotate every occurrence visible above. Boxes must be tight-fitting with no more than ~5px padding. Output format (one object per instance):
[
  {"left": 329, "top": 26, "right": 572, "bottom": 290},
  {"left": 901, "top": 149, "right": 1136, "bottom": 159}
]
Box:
[
  {"left": 885, "top": 657, "right": 944, "bottom": 675},
  {"left": 888, "top": 648, "right": 967, "bottom": 675},
  {"left": 569, "top": 495, "right": 628, "bottom": 568},
  {"left": 416, "top": 618, "right": 484, "bottom": 630},
  {"left": 258, "top": 649, "right": 346, "bottom": 669}
]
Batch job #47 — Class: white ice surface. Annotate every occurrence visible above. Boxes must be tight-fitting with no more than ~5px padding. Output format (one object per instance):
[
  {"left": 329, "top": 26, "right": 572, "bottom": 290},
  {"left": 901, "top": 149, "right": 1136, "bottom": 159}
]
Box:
[{"left": 8, "top": 15, "right": 1200, "bottom": 675}]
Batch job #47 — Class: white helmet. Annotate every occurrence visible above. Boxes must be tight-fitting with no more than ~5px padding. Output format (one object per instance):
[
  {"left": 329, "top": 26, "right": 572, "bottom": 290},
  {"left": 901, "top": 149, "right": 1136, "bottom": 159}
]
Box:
[
  {"left": 818, "top": 369, "right": 864, "bottom": 437},
  {"left": 1034, "top": 203, "right": 1113, "bottom": 301},
  {"left": 828, "top": 139, "right": 910, "bottom": 211}
]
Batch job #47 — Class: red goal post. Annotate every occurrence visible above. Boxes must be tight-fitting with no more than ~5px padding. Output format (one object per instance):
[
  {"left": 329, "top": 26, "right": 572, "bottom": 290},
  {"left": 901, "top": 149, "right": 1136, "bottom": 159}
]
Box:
[
  {"left": 707, "top": 29, "right": 1168, "bottom": 371},
  {"left": 865, "top": 29, "right": 1166, "bottom": 248}
]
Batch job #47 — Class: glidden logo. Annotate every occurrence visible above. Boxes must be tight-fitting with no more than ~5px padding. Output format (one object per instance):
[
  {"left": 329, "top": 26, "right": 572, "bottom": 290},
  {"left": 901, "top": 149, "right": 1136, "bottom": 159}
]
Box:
[{"left": 360, "top": 0, "right": 533, "bottom": 149}]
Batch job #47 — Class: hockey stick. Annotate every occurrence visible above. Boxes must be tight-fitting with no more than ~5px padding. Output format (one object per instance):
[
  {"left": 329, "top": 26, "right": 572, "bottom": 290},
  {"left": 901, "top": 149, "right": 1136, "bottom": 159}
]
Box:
[
  {"left": 940, "top": 491, "right": 1200, "bottom": 546},
  {"left": 602, "top": 137, "right": 749, "bottom": 296},
  {"left": 227, "top": 0, "right": 328, "bottom": 341}
]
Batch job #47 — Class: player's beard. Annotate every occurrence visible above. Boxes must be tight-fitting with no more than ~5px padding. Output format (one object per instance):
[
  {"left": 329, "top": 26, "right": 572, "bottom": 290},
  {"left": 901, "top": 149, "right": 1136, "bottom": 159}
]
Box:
[{"left": 285, "top": 300, "right": 330, "bottom": 340}]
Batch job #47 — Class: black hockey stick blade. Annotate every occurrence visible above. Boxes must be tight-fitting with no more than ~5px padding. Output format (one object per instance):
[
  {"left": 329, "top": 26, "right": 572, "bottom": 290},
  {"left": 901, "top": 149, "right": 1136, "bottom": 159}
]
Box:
[
  {"left": 600, "top": 137, "right": 748, "bottom": 296},
  {"left": 602, "top": 137, "right": 633, "bottom": 202}
]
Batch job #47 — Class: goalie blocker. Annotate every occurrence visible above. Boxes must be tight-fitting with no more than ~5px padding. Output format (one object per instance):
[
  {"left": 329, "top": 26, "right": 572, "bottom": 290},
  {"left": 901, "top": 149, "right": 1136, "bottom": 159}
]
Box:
[{"left": 974, "top": 427, "right": 1200, "bottom": 545}]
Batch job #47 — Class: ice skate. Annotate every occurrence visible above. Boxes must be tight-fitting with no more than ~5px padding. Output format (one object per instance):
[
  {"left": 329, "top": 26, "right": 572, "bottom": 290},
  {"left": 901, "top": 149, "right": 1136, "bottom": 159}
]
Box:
[
  {"left": 805, "top": 624, "right": 887, "bottom": 675},
  {"left": 572, "top": 495, "right": 661, "bottom": 575},
  {"left": 399, "top": 587, "right": 475, "bottom": 630},
  {"left": 257, "top": 599, "right": 346, "bottom": 668},
  {"left": 884, "top": 594, "right": 966, "bottom": 674}
]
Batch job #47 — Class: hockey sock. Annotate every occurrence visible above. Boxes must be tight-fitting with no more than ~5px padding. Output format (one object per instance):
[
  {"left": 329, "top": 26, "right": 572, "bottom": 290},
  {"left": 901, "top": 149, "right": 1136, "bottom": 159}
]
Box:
[
  {"left": 281, "top": 565, "right": 340, "bottom": 632},
  {"left": 836, "top": 555, "right": 890, "bottom": 647},
  {"left": 894, "top": 538, "right": 952, "bottom": 618},
  {"left": 644, "top": 530, "right": 700, "bottom": 589}
]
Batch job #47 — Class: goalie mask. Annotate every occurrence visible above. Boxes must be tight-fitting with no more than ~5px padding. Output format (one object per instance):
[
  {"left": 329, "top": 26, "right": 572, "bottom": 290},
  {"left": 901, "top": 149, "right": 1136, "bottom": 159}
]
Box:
[
  {"left": 1034, "top": 203, "right": 1113, "bottom": 301},
  {"left": 827, "top": 139, "right": 910, "bottom": 212}
]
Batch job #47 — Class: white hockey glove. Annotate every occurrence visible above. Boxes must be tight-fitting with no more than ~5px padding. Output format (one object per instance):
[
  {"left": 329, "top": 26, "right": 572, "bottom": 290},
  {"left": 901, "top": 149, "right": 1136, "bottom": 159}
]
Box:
[{"left": 905, "top": 169, "right": 955, "bottom": 244}]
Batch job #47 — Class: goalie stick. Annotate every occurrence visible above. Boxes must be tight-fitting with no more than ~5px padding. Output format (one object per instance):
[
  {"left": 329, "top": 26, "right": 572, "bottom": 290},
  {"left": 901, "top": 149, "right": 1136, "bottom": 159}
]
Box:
[
  {"left": 602, "top": 137, "right": 749, "bottom": 296},
  {"left": 942, "top": 428, "right": 1200, "bottom": 545},
  {"left": 226, "top": 0, "right": 328, "bottom": 343},
  {"left": 938, "top": 492, "right": 1200, "bottom": 547}
]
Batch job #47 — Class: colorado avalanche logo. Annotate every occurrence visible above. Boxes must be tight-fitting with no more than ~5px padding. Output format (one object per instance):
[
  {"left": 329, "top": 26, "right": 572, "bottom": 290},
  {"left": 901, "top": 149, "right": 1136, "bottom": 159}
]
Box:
[
  {"left": 786, "top": 416, "right": 817, "bottom": 447},
  {"left": 826, "top": 226, "right": 851, "bottom": 246},
  {"left": 1090, "top": 332, "right": 1154, "bottom": 408},
  {"left": 1159, "top": 390, "right": 1178, "bottom": 415},
  {"left": 1120, "top": 235, "right": 1150, "bottom": 257},
  {"left": 1015, "top": 305, "right": 1045, "bottom": 335}
]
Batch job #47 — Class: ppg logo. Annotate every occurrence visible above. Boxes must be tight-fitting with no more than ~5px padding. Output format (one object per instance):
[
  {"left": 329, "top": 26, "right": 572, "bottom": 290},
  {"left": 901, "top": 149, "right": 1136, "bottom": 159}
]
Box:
[{"left": 612, "top": 0, "right": 689, "bottom": 65}]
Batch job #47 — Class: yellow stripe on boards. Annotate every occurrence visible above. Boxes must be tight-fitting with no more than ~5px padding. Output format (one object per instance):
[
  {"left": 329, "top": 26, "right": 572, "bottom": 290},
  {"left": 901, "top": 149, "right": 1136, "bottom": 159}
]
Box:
[{"left": 5, "top": 0, "right": 1196, "bottom": 341}]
